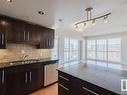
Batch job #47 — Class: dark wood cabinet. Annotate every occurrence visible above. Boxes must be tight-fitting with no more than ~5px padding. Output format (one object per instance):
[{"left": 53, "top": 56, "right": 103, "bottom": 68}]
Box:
[
  {"left": 5, "top": 63, "right": 43, "bottom": 95},
  {"left": 0, "top": 60, "right": 57, "bottom": 95},
  {"left": 37, "top": 27, "right": 54, "bottom": 49},
  {"left": 0, "top": 14, "right": 54, "bottom": 49},
  {"left": 26, "top": 64, "right": 43, "bottom": 93},
  {"left": 7, "top": 20, "right": 38, "bottom": 44},
  {"left": 0, "top": 30, "right": 6, "bottom": 49},
  {"left": 58, "top": 84, "right": 71, "bottom": 95},
  {"left": 58, "top": 71, "right": 72, "bottom": 95},
  {"left": 58, "top": 71, "right": 119, "bottom": 95},
  {"left": 6, "top": 66, "right": 26, "bottom": 95},
  {"left": 0, "top": 17, "right": 7, "bottom": 49},
  {"left": 27, "top": 25, "right": 41, "bottom": 45},
  {"left": 0, "top": 69, "right": 6, "bottom": 95}
]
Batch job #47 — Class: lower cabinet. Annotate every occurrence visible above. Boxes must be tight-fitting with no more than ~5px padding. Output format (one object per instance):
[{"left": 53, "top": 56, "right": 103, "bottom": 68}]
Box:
[
  {"left": 58, "top": 84, "right": 70, "bottom": 95},
  {"left": 26, "top": 65, "right": 43, "bottom": 93},
  {"left": 58, "top": 71, "right": 119, "bottom": 95},
  {"left": 0, "top": 69, "right": 6, "bottom": 95},
  {"left": 6, "top": 68, "right": 26, "bottom": 95},
  {"left": 5, "top": 63, "right": 43, "bottom": 95}
]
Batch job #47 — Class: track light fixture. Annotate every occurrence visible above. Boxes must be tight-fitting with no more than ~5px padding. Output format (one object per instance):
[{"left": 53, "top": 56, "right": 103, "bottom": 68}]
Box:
[{"left": 74, "top": 7, "right": 111, "bottom": 31}]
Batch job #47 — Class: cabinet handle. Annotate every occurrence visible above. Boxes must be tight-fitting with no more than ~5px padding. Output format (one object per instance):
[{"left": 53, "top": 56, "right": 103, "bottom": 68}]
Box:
[
  {"left": 2, "top": 70, "right": 5, "bottom": 84},
  {"left": 59, "top": 75, "right": 69, "bottom": 81},
  {"left": 2, "top": 33, "right": 4, "bottom": 45},
  {"left": 58, "top": 83, "right": 69, "bottom": 91},
  {"left": 25, "top": 72, "right": 28, "bottom": 83},
  {"left": 82, "top": 87, "right": 99, "bottom": 95},
  {"left": 24, "top": 31, "right": 26, "bottom": 41},
  {"left": 47, "top": 39, "right": 49, "bottom": 47},
  {"left": 28, "top": 32, "right": 30, "bottom": 41},
  {"left": 48, "top": 39, "right": 50, "bottom": 47},
  {"left": 30, "top": 71, "right": 32, "bottom": 83}
]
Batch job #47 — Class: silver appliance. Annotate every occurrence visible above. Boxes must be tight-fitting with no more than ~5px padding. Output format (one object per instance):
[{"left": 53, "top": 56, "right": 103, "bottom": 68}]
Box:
[{"left": 44, "top": 63, "right": 58, "bottom": 86}]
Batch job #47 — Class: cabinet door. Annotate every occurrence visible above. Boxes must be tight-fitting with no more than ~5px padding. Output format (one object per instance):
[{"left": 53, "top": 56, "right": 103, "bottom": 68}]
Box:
[
  {"left": 58, "top": 84, "right": 71, "bottom": 95},
  {"left": 26, "top": 64, "right": 43, "bottom": 94},
  {"left": 7, "top": 19, "right": 26, "bottom": 43},
  {"left": 27, "top": 68, "right": 42, "bottom": 93},
  {"left": 0, "top": 17, "right": 7, "bottom": 49},
  {"left": 0, "top": 69, "right": 6, "bottom": 95},
  {"left": 6, "top": 69, "right": 26, "bottom": 95},
  {"left": 0, "top": 30, "right": 6, "bottom": 49},
  {"left": 44, "top": 28, "right": 54, "bottom": 49},
  {"left": 37, "top": 28, "right": 54, "bottom": 49},
  {"left": 48, "top": 29, "right": 54, "bottom": 48},
  {"left": 25, "top": 24, "right": 40, "bottom": 45}
]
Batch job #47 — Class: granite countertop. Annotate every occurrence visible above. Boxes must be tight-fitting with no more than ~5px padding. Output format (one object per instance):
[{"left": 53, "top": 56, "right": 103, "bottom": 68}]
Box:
[
  {"left": 0, "top": 58, "right": 58, "bottom": 68},
  {"left": 58, "top": 63, "right": 127, "bottom": 95}
]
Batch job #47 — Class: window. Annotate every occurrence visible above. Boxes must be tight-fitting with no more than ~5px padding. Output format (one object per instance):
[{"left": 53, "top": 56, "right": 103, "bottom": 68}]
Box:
[
  {"left": 87, "top": 40, "right": 96, "bottom": 59},
  {"left": 87, "top": 38, "right": 121, "bottom": 63},
  {"left": 64, "top": 37, "right": 70, "bottom": 62},
  {"left": 51, "top": 37, "right": 59, "bottom": 60},
  {"left": 108, "top": 38, "right": 121, "bottom": 62},
  {"left": 64, "top": 37, "right": 80, "bottom": 63},
  {"left": 97, "top": 39, "right": 107, "bottom": 61}
]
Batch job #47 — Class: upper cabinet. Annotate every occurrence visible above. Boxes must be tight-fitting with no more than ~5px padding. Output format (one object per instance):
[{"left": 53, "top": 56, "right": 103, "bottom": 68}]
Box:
[
  {"left": 37, "top": 27, "right": 54, "bottom": 49},
  {"left": 0, "top": 14, "right": 54, "bottom": 49},
  {"left": 0, "top": 16, "right": 8, "bottom": 49}
]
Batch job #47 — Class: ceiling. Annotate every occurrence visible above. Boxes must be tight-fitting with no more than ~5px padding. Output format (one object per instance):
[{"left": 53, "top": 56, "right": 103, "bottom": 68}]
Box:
[{"left": 0, "top": 0, "right": 127, "bottom": 36}]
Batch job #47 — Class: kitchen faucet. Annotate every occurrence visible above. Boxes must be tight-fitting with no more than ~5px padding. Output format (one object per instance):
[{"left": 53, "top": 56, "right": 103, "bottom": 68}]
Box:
[{"left": 22, "top": 55, "right": 29, "bottom": 60}]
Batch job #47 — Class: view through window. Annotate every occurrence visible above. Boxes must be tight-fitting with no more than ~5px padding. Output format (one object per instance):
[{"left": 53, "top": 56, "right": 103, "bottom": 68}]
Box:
[
  {"left": 64, "top": 37, "right": 80, "bottom": 63},
  {"left": 87, "top": 38, "right": 121, "bottom": 63}
]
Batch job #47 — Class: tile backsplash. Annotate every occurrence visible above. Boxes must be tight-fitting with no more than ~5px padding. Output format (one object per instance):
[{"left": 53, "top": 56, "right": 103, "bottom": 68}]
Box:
[{"left": 0, "top": 44, "right": 51, "bottom": 63}]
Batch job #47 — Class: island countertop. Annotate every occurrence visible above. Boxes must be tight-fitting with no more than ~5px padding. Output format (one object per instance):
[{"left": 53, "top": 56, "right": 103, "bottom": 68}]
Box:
[{"left": 58, "top": 63, "right": 127, "bottom": 95}]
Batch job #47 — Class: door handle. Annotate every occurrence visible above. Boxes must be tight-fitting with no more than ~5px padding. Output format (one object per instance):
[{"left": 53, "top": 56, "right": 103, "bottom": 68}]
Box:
[
  {"left": 2, "top": 70, "right": 5, "bottom": 84},
  {"left": 30, "top": 71, "right": 32, "bottom": 83},
  {"left": 47, "top": 39, "right": 49, "bottom": 47},
  {"left": 25, "top": 72, "right": 28, "bottom": 83},
  {"left": 24, "top": 31, "right": 26, "bottom": 41},
  {"left": 48, "top": 39, "right": 51, "bottom": 47},
  {"left": 59, "top": 75, "right": 69, "bottom": 81},
  {"left": 58, "top": 83, "right": 69, "bottom": 91},
  {"left": 2, "top": 33, "right": 4, "bottom": 45},
  {"left": 82, "top": 87, "right": 99, "bottom": 95},
  {"left": 28, "top": 32, "right": 30, "bottom": 41}
]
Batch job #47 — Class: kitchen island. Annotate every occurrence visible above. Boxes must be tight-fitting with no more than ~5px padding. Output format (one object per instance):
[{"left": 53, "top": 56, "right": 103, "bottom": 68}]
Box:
[{"left": 58, "top": 63, "right": 127, "bottom": 95}]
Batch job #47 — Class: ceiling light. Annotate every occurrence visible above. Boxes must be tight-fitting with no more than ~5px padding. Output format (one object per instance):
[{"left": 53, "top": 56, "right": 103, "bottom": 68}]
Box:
[
  {"left": 6, "top": 0, "right": 12, "bottom": 3},
  {"left": 38, "top": 10, "right": 44, "bottom": 15},
  {"left": 0, "top": 21, "right": 7, "bottom": 26},
  {"left": 74, "top": 7, "right": 111, "bottom": 31},
  {"left": 58, "top": 19, "right": 63, "bottom": 22},
  {"left": 103, "top": 16, "right": 108, "bottom": 23},
  {"left": 92, "top": 19, "right": 95, "bottom": 26}
]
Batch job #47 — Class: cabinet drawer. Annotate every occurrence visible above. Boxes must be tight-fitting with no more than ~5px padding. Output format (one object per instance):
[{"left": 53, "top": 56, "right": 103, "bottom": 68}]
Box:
[
  {"left": 81, "top": 80, "right": 118, "bottom": 95},
  {"left": 58, "top": 83, "right": 70, "bottom": 95},
  {"left": 58, "top": 71, "right": 70, "bottom": 89}
]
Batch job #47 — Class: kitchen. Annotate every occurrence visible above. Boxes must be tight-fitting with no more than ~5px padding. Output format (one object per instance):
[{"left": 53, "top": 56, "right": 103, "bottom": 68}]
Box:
[{"left": 0, "top": 0, "right": 127, "bottom": 95}]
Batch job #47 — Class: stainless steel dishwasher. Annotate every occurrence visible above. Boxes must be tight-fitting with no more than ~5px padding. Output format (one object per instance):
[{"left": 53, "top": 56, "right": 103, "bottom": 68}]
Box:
[{"left": 44, "top": 63, "right": 58, "bottom": 86}]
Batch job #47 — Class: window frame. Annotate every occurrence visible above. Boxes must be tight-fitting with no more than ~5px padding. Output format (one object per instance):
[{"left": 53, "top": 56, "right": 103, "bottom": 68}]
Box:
[
  {"left": 64, "top": 37, "right": 80, "bottom": 63},
  {"left": 86, "top": 38, "right": 121, "bottom": 64}
]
